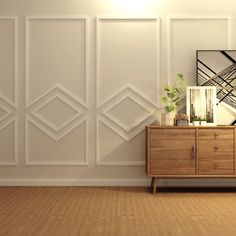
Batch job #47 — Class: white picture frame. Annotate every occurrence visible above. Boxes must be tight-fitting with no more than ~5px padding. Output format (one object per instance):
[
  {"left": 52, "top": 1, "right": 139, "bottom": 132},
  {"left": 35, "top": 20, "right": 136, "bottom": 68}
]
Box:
[{"left": 186, "top": 86, "right": 217, "bottom": 126}]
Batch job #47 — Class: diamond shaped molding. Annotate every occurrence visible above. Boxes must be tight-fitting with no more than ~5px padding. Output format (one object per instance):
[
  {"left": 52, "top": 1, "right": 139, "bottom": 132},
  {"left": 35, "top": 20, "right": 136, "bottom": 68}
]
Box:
[
  {"left": 99, "top": 85, "right": 156, "bottom": 141},
  {"left": 32, "top": 94, "right": 81, "bottom": 132},
  {"left": 29, "top": 84, "right": 87, "bottom": 141},
  {"left": 0, "top": 97, "right": 15, "bottom": 123},
  {"left": 104, "top": 95, "right": 152, "bottom": 133}
]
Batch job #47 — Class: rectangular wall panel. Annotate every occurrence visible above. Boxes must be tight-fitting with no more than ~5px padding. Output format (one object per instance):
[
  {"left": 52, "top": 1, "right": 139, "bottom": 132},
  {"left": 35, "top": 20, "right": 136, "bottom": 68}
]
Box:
[
  {"left": 0, "top": 17, "right": 17, "bottom": 165},
  {"left": 25, "top": 16, "right": 89, "bottom": 165},
  {"left": 0, "top": 119, "right": 17, "bottom": 165},
  {"left": 96, "top": 17, "right": 160, "bottom": 165},
  {"left": 168, "top": 16, "right": 231, "bottom": 85}
]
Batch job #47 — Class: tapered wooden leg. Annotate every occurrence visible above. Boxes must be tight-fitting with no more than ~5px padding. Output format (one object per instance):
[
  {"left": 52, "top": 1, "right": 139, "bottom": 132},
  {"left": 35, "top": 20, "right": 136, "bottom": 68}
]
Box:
[
  {"left": 150, "top": 177, "right": 155, "bottom": 189},
  {"left": 153, "top": 177, "right": 158, "bottom": 194}
]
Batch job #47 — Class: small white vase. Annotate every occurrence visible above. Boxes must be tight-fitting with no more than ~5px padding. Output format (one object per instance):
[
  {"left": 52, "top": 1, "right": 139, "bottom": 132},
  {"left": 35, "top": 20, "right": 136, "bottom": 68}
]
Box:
[
  {"left": 193, "top": 121, "right": 200, "bottom": 126},
  {"left": 200, "top": 121, "right": 207, "bottom": 126}
]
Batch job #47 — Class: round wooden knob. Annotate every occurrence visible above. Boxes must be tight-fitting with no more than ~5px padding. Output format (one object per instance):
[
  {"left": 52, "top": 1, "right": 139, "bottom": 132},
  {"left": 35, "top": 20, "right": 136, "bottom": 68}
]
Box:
[
  {"left": 215, "top": 133, "right": 218, "bottom": 137},
  {"left": 215, "top": 146, "right": 219, "bottom": 150}
]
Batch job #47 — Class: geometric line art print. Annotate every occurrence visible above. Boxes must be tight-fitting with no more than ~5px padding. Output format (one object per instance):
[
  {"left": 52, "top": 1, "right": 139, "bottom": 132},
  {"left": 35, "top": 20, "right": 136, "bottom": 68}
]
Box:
[{"left": 197, "top": 50, "right": 236, "bottom": 125}]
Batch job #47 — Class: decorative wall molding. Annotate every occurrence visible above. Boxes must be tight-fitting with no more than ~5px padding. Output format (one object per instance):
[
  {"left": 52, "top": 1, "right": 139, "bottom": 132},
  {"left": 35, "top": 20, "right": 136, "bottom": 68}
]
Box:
[
  {"left": 25, "top": 16, "right": 89, "bottom": 108},
  {"left": 0, "top": 17, "right": 18, "bottom": 108},
  {"left": 100, "top": 84, "right": 156, "bottom": 133},
  {"left": 96, "top": 116, "right": 153, "bottom": 166},
  {"left": 0, "top": 98, "right": 12, "bottom": 123},
  {"left": 96, "top": 84, "right": 157, "bottom": 165},
  {"left": 0, "top": 118, "right": 18, "bottom": 165},
  {"left": 96, "top": 16, "right": 160, "bottom": 166},
  {"left": 29, "top": 83, "right": 87, "bottom": 133},
  {"left": 96, "top": 16, "right": 160, "bottom": 107},
  {"left": 25, "top": 116, "right": 88, "bottom": 165},
  {"left": 0, "top": 17, "right": 18, "bottom": 166},
  {"left": 167, "top": 16, "right": 231, "bottom": 83},
  {"left": 24, "top": 16, "right": 89, "bottom": 166}
]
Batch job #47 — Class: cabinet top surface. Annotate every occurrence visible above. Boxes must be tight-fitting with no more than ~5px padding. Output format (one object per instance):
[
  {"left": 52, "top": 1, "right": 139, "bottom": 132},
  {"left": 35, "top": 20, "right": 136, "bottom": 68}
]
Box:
[{"left": 147, "top": 125, "right": 235, "bottom": 129}]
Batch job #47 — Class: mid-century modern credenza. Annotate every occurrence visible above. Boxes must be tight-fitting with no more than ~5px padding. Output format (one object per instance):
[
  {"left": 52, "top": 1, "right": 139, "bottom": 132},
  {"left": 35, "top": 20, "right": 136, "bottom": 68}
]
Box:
[{"left": 145, "top": 126, "right": 236, "bottom": 193}]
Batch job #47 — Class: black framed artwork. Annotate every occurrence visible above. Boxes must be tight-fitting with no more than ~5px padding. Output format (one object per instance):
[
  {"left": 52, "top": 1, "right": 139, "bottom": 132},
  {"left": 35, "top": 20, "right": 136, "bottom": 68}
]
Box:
[{"left": 196, "top": 50, "right": 236, "bottom": 125}]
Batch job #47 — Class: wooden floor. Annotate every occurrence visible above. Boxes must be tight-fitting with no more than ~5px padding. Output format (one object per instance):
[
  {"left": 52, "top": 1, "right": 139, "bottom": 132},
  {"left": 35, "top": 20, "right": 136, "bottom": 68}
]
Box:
[{"left": 1, "top": 187, "right": 236, "bottom": 236}]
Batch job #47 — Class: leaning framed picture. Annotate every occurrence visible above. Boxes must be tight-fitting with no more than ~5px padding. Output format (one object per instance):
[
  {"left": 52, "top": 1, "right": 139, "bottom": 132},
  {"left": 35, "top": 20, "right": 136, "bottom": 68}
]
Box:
[
  {"left": 196, "top": 50, "right": 236, "bottom": 125},
  {"left": 186, "top": 86, "right": 217, "bottom": 126}
]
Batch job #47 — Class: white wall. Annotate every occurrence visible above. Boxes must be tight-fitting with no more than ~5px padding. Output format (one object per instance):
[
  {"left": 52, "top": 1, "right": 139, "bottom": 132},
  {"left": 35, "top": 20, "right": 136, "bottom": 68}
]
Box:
[{"left": 0, "top": 0, "right": 235, "bottom": 186}]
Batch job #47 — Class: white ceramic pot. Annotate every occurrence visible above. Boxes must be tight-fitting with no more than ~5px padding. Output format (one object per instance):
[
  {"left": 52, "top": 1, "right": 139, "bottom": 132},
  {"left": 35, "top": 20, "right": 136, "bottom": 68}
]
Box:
[{"left": 193, "top": 121, "right": 200, "bottom": 126}]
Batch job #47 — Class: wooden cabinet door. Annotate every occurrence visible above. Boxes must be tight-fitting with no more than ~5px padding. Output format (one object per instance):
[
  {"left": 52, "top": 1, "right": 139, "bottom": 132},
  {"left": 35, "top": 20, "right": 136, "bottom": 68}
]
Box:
[{"left": 149, "top": 129, "right": 196, "bottom": 175}]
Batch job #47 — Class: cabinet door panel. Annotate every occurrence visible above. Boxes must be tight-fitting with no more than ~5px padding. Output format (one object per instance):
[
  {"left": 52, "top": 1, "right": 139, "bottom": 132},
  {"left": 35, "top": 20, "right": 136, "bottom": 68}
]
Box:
[{"left": 150, "top": 140, "right": 195, "bottom": 175}]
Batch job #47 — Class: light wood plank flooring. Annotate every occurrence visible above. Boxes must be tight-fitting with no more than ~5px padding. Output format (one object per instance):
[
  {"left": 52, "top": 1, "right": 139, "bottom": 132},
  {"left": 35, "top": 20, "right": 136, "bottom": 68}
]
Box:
[{"left": 1, "top": 187, "right": 236, "bottom": 236}]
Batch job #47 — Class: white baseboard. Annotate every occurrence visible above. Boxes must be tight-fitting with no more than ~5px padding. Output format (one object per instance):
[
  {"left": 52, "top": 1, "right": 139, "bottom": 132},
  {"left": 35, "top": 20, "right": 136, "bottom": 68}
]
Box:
[
  {"left": 1, "top": 178, "right": 236, "bottom": 187},
  {"left": 0, "top": 178, "right": 151, "bottom": 186}
]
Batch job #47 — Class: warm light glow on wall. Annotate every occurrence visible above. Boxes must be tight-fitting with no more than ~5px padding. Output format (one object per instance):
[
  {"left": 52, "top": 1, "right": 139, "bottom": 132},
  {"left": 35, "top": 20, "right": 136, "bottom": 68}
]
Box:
[{"left": 112, "top": 0, "right": 155, "bottom": 11}]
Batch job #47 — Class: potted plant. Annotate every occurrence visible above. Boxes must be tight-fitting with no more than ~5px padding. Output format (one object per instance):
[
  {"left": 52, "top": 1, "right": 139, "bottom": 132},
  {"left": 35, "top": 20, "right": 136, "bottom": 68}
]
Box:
[
  {"left": 161, "top": 73, "right": 186, "bottom": 125},
  {"left": 199, "top": 117, "right": 207, "bottom": 126}
]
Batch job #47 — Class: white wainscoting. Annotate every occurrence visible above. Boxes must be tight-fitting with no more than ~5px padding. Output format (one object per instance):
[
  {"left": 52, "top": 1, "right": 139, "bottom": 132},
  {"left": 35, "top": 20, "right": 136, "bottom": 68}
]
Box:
[
  {"left": 25, "top": 16, "right": 89, "bottom": 165},
  {"left": 0, "top": 17, "right": 18, "bottom": 165},
  {"left": 0, "top": 5, "right": 235, "bottom": 186},
  {"left": 96, "top": 16, "right": 160, "bottom": 165},
  {"left": 167, "top": 16, "right": 231, "bottom": 84}
]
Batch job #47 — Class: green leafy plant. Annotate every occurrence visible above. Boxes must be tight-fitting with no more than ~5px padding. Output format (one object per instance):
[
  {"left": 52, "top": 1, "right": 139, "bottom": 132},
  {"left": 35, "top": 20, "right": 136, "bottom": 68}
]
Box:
[
  {"left": 161, "top": 73, "right": 186, "bottom": 113},
  {"left": 192, "top": 117, "right": 200, "bottom": 121},
  {"left": 193, "top": 116, "right": 206, "bottom": 122},
  {"left": 199, "top": 117, "right": 206, "bottom": 122}
]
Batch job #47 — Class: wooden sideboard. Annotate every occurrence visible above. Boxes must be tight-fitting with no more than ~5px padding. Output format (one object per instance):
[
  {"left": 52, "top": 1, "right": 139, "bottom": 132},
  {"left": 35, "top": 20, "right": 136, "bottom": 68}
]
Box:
[{"left": 145, "top": 126, "right": 236, "bottom": 193}]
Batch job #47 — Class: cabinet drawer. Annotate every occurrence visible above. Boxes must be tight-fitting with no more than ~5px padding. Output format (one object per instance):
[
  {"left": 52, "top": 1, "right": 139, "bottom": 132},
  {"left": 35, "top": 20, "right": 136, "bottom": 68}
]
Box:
[
  {"left": 198, "top": 129, "right": 234, "bottom": 140},
  {"left": 198, "top": 140, "right": 234, "bottom": 175},
  {"left": 198, "top": 160, "right": 234, "bottom": 175},
  {"left": 150, "top": 129, "right": 195, "bottom": 148},
  {"left": 198, "top": 140, "right": 234, "bottom": 155}
]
